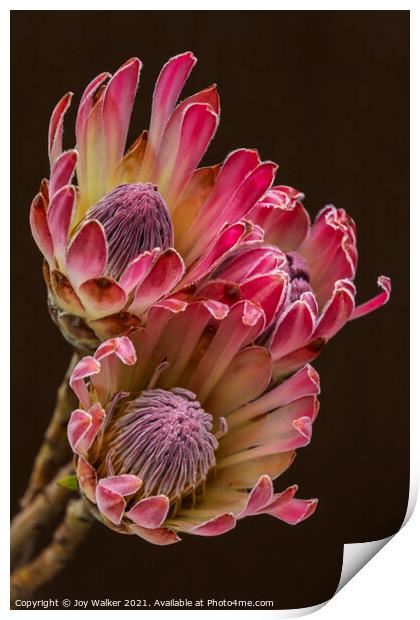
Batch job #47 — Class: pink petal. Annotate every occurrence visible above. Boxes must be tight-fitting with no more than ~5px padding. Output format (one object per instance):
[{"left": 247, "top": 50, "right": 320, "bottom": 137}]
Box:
[
  {"left": 118, "top": 249, "right": 159, "bottom": 293},
  {"left": 76, "top": 403, "right": 106, "bottom": 454},
  {"left": 76, "top": 71, "right": 110, "bottom": 140},
  {"left": 99, "top": 474, "right": 142, "bottom": 496},
  {"left": 195, "top": 148, "right": 261, "bottom": 222},
  {"left": 269, "top": 295, "right": 317, "bottom": 361},
  {"left": 96, "top": 482, "right": 125, "bottom": 525},
  {"left": 77, "top": 456, "right": 97, "bottom": 503},
  {"left": 127, "top": 495, "right": 170, "bottom": 529},
  {"left": 237, "top": 475, "right": 274, "bottom": 518},
  {"left": 49, "top": 92, "right": 73, "bottom": 166},
  {"left": 67, "top": 409, "right": 91, "bottom": 453},
  {"left": 70, "top": 355, "right": 101, "bottom": 408},
  {"left": 75, "top": 71, "right": 110, "bottom": 191},
  {"left": 129, "top": 524, "right": 181, "bottom": 545},
  {"left": 219, "top": 396, "right": 318, "bottom": 458},
  {"left": 66, "top": 220, "right": 108, "bottom": 288},
  {"left": 93, "top": 336, "right": 137, "bottom": 365},
  {"left": 223, "top": 161, "right": 278, "bottom": 222},
  {"left": 164, "top": 103, "right": 219, "bottom": 202},
  {"left": 216, "top": 246, "right": 286, "bottom": 283},
  {"left": 272, "top": 338, "right": 326, "bottom": 377},
  {"left": 313, "top": 279, "right": 355, "bottom": 340},
  {"left": 128, "top": 249, "right": 185, "bottom": 317},
  {"left": 186, "top": 160, "right": 277, "bottom": 263},
  {"left": 78, "top": 277, "right": 127, "bottom": 320},
  {"left": 240, "top": 272, "right": 289, "bottom": 328},
  {"left": 177, "top": 148, "right": 260, "bottom": 256},
  {"left": 47, "top": 185, "right": 78, "bottom": 268},
  {"left": 188, "top": 301, "right": 265, "bottom": 401},
  {"left": 248, "top": 185, "right": 310, "bottom": 251},
  {"left": 49, "top": 149, "right": 78, "bottom": 199},
  {"left": 103, "top": 57, "right": 141, "bottom": 177},
  {"left": 351, "top": 276, "right": 391, "bottom": 320},
  {"left": 67, "top": 404, "right": 105, "bottom": 455},
  {"left": 146, "top": 52, "right": 196, "bottom": 160},
  {"left": 262, "top": 486, "right": 318, "bottom": 525},
  {"left": 154, "top": 89, "right": 220, "bottom": 195},
  {"left": 214, "top": 452, "right": 295, "bottom": 490},
  {"left": 180, "top": 222, "right": 247, "bottom": 286},
  {"left": 228, "top": 364, "right": 320, "bottom": 428},
  {"left": 203, "top": 346, "right": 272, "bottom": 416},
  {"left": 191, "top": 513, "right": 236, "bottom": 536},
  {"left": 151, "top": 300, "right": 228, "bottom": 390},
  {"left": 29, "top": 192, "right": 54, "bottom": 264}
]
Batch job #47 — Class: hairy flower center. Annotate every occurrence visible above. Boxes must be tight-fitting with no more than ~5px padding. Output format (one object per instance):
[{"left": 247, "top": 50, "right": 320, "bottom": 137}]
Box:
[
  {"left": 86, "top": 183, "right": 174, "bottom": 279},
  {"left": 285, "top": 252, "right": 312, "bottom": 301},
  {"left": 106, "top": 388, "right": 218, "bottom": 502}
]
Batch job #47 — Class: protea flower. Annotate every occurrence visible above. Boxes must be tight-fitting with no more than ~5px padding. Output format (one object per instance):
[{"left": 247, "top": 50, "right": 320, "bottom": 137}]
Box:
[
  {"left": 29, "top": 52, "right": 278, "bottom": 351},
  {"left": 67, "top": 299, "right": 319, "bottom": 544},
  {"left": 175, "top": 185, "right": 391, "bottom": 377}
]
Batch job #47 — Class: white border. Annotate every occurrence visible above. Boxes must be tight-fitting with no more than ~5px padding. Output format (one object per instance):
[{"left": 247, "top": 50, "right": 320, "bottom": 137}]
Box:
[{"left": 3, "top": 2, "right": 417, "bottom": 618}]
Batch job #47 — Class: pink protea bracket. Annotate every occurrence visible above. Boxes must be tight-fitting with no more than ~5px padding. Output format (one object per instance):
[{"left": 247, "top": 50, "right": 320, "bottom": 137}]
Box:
[
  {"left": 29, "top": 192, "right": 54, "bottom": 267},
  {"left": 102, "top": 57, "right": 142, "bottom": 183},
  {"left": 191, "top": 161, "right": 279, "bottom": 264},
  {"left": 127, "top": 495, "right": 170, "bottom": 529},
  {"left": 269, "top": 293, "right": 317, "bottom": 360},
  {"left": 128, "top": 249, "right": 185, "bottom": 317},
  {"left": 76, "top": 456, "right": 98, "bottom": 503},
  {"left": 203, "top": 346, "right": 273, "bottom": 416},
  {"left": 49, "top": 150, "right": 78, "bottom": 199},
  {"left": 129, "top": 524, "right": 181, "bottom": 545},
  {"left": 67, "top": 403, "right": 105, "bottom": 455},
  {"left": 65, "top": 220, "right": 108, "bottom": 288},
  {"left": 93, "top": 336, "right": 137, "bottom": 365},
  {"left": 240, "top": 271, "right": 289, "bottom": 329},
  {"left": 191, "top": 513, "right": 236, "bottom": 537},
  {"left": 49, "top": 92, "right": 73, "bottom": 166},
  {"left": 248, "top": 185, "right": 310, "bottom": 251},
  {"left": 96, "top": 474, "right": 143, "bottom": 526},
  {"left": 188, "top": 300, "right": 266, "bottom": 401},
  {"left": 214, "top": 245, "right": 287, "bottom": 284},
  {"left": 118, "top": 249, "right": 160, "bottom": 294},
  {"left": 313, "top": 279, "right": 356, "bottom": 340},
  {"left": 259, "top": 485, "right": 318, "bottom": 525},
  {"left": 47, "top": 185, "right": 78, "bottom": 269},
  {"left": 179, "top": 222, "right": 248, "bottom": 288},
  {"left": 145, "top": 51, "right": 197, "bottom": 164},
  {"left": 91, "top": 336, "right": 137, "bottom": 403},
  {"left": 351, "top": 275, "right": 392, "bottom": 320},
  {"left": 227, "top": 363, "right": 320, "bottom": 428},
  {"left": 70, "top": 356, "right": 101, "bottom": 408},
  {"left": 237, "top": 475, "right": 274, "bottom": 518}
]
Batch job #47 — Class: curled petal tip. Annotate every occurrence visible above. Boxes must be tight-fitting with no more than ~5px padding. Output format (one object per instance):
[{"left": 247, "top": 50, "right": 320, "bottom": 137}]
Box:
[{"left": 351, "top": 274, "right": 392, "bottom": 321}]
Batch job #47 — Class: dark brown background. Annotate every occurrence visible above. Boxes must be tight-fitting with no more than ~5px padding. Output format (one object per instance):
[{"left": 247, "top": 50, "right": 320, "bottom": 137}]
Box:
[{"left": 11, "top": 10, "right": 409, "bottom": 609}]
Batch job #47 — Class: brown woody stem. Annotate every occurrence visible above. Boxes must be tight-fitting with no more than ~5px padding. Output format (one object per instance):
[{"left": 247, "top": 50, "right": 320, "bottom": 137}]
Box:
[
  {"left": 11, "top": 463, "right": 74, "bottom": 567},
  {"left": 10, "top": 499, "right": 93, "bottom": 605},
  {"left": 20, "top": 352, "right": 80, "bottom": 507}
]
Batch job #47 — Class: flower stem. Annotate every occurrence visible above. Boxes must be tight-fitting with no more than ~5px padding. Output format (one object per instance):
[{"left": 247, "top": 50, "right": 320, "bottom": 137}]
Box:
[
  {"left": 11, "top": 463, "right": 74, "bottom": 567},
  {"left": 10, "top": 499, "right": 93, "bottom": 605},
  {"left": 20, "top": 352, "right": 80, "bottom": 507}
]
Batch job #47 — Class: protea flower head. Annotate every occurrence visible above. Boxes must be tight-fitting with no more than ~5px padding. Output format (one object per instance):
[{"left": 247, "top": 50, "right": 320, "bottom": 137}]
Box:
[
  {"left": 175, "top": 186, "right": 391, "bottom": 378},
  {"left": 67, "top": 298, "right": 319, "bottom": 544},
  {"left": 30, "top": 52, "right": 278, "bottom": 351}
]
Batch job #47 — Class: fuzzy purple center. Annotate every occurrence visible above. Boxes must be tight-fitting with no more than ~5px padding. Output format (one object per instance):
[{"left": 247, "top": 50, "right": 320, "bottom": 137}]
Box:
[
  {"left": 107, "top": 388, "right": 218, "bottom": 501},
  {"left": 285, "top": 252, "right": 312, "bottom": 301},
  {"left": 86, "top": 183, "right": 174, "bottom": 279}
]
